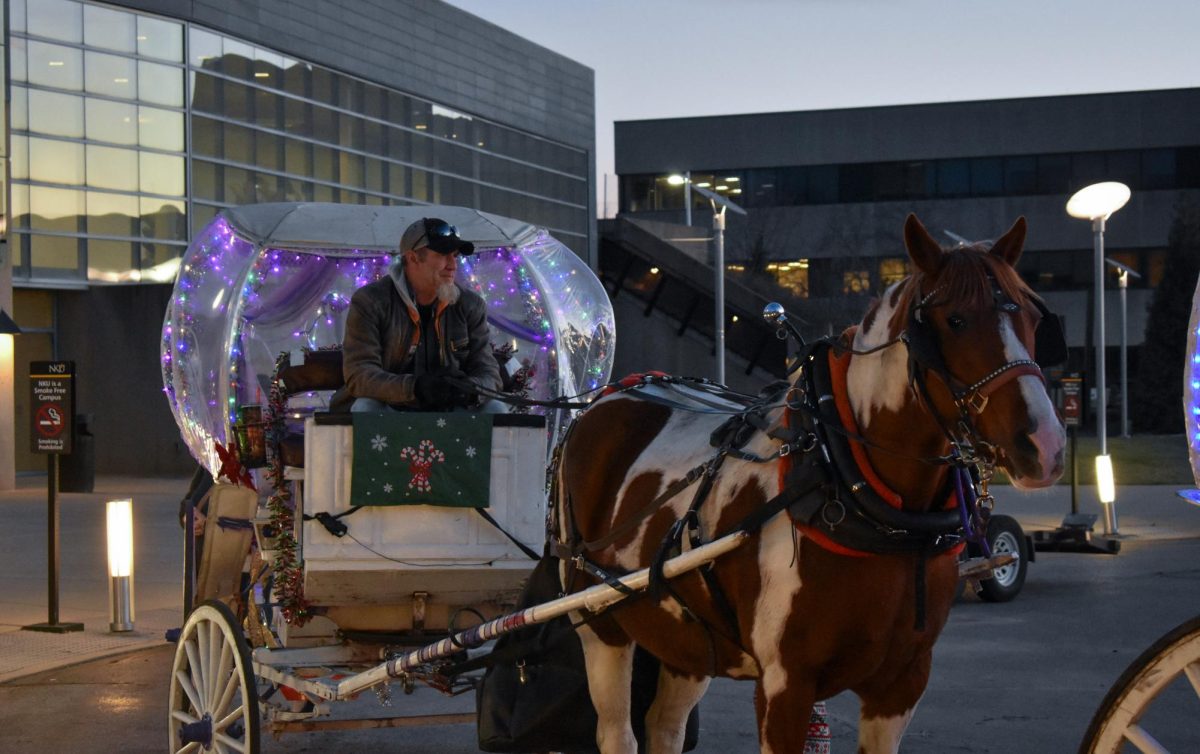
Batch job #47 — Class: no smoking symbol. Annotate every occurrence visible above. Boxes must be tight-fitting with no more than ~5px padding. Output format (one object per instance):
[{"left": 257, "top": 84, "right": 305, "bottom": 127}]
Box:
[{"left": 36, "top": 403, "right": 65, "bottom": 438}]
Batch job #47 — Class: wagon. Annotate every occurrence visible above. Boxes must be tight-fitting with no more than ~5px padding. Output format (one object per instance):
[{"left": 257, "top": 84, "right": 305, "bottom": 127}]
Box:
[{"left": 161, "top": 203, "right": 617, "bottom": 751}]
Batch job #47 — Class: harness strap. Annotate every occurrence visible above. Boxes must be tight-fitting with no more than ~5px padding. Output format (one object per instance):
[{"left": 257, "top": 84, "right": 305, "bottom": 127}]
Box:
[
  {"left": 475, "top": 508, "right": 540, "bottom": 560},
  {"left": 571, "top": 461, "right": 707, "bottom": 554}
]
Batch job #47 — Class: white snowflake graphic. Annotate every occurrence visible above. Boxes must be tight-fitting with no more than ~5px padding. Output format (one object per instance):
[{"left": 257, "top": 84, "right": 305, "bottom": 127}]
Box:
[
  {"left": 464, "top": 446, "right": 477, "bottom": 458},
  {"left": 370, "top": 434, "right": 388, "bottom": 452},
  {"left": 383, "top": 482, "right": 393, "bottom": 493},
  {"left": 436, "top": 418, "right": 447, "bottom": 428}
]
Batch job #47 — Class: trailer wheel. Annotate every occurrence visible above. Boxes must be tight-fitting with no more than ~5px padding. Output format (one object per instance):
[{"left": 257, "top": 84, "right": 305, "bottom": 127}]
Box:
[
  {"left": 168, "top": 600, "right": 261, "bottom": 753},
  {"left": 976, "top": 514, "right": 1028, "bottom": 603}
]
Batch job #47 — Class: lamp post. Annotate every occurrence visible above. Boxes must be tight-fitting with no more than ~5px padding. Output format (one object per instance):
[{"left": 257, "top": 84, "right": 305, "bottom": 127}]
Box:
[
  {"left": 667, "top": 171, "right": 692, "bottom": 227},
  {"left": 1105, "top": 258, "right": 1142, "bottom": 438},
  {"left": 665, "top": 175, "right": 746, "bottom": 384},
  {"left": 1067, "top": 181, "right": 1131, "bottom": 535},
  {"left": 691, "top": 183, "right": 746, "bottom": 385}
]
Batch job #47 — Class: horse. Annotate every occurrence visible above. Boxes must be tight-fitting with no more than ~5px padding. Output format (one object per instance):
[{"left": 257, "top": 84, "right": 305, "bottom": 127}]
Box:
[{"left": 550, "top": 214, "right": 1066, "bottom": 753}]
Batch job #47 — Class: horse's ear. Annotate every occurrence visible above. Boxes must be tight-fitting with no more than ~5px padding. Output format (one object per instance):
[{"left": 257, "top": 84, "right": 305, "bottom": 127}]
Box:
[
  {"left": 989, "top": 216, "right": 1027, "bottom": 267},
  {"left": 904, "top": 214, "right": 944, "bottom": 275}
]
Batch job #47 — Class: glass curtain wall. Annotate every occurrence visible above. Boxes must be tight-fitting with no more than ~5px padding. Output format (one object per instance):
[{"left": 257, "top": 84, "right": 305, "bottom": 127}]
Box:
[
  {"left": 10, "top": 0, "right": 590, "bottom": 286},
  {"left": 10, "top": 0, "right": 187, "bottom": 283}
]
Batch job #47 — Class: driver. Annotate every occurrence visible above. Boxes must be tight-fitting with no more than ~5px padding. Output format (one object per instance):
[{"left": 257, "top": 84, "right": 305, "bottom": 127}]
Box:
[{"left": 342, "top": 217, "right": 501, "bottom": 411}]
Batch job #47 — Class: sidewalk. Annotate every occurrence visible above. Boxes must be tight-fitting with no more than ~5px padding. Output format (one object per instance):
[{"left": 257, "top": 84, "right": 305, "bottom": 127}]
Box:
[
  {"left": 1, "top": 475, "right": 1198, "bottom": 684},
  {"left": 0, "top": 474, "right": 190, "bottom": 683}
]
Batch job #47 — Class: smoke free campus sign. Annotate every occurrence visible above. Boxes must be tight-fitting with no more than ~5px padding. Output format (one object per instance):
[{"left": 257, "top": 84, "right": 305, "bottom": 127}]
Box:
[{"left": 30, "top": 361, "right": 74, "bottom": 455}]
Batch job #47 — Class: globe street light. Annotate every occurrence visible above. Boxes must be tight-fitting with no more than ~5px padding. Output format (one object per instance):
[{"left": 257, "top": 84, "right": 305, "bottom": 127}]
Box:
[{"left": 1067, "top": 181, "right": 1131, "bottom": 535}]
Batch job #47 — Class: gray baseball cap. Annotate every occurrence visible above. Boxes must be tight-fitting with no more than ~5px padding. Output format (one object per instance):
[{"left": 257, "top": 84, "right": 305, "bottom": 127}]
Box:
[{"left": 398, "top": 217, "right": 475, "bottom": 256}]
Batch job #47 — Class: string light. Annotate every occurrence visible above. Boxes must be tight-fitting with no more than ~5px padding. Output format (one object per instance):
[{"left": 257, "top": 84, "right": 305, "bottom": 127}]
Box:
[{"left": 162, "top": 214, "right": 616, "bottom": 470}]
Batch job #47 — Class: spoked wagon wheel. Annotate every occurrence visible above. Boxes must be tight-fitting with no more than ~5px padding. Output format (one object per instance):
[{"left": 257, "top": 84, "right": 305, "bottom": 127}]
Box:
[
  {"left": 1079, "top": 614, "right": 1200, "bottom": 753},
  {"left": 168, "top": 600, "right": 261, "bottom": 753}
]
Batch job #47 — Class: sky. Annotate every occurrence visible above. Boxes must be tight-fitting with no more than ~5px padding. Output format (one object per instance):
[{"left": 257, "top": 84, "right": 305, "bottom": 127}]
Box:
[{"left": 446, "top": 0, "right": 1200, "bottom": 215}]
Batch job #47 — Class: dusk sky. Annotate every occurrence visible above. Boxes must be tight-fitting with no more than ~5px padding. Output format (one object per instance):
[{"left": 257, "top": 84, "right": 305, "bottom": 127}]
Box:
[{"left": 447, "top": 0, "right": 1199, "bottom": 215}]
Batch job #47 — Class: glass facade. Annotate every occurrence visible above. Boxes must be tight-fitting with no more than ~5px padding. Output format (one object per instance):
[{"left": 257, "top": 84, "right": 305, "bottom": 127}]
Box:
[
  {"left": 620, "top": 147, "right": 1200, "bottom": 214},
  {"left": 9, "top": 0, "right": 590, "bottom": 285}
]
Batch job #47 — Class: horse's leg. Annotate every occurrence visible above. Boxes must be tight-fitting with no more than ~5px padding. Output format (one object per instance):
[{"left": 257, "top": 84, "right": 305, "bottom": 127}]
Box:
[
  {"left": 644, "top": 666, "right": 710, "bottom": 754},
  {"left": 577, "top": 624, "right": 638, "bottom": 754},
  {"left": 854, "top": 651, "right": 932, "bottom": 754},
  {"left": 754, "top": 674, "right": 817, "bottom": 754}
]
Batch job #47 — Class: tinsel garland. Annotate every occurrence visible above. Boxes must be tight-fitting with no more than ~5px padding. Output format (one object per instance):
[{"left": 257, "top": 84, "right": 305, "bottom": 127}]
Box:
[{"left": 264, "top": 351, "right": 311, "bottom": 625}]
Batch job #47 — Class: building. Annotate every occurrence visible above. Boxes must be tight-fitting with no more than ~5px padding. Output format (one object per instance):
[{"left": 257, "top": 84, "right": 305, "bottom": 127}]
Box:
[
  {"left": 608, "top": 88, "right": 1200, "bottom": 395},
  {"left": 3, "top": 0, "right": 595, "bottom": 478}
]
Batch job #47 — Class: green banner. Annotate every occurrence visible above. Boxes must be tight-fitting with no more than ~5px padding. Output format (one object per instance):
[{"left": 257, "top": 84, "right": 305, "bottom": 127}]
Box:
[{"left": 350, "top": 413, "right": 493, "bottom": 507}]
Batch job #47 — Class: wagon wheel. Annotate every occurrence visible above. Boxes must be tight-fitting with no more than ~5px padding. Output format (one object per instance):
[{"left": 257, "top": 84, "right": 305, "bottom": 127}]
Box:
[
  {"left": 1079, "top": 614, "right": 1200, "bottom": 753},
  {"left": 168, "top": 599, "right": 261, "bottom": 753},
  {"left": 975, "top": 514, "right": 1027, "bottom": 603}
]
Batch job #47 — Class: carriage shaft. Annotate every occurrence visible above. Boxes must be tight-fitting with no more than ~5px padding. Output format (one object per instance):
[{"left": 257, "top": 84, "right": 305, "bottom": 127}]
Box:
[{"left": 334, "top": 531, "right": 751, "bottom": 699}]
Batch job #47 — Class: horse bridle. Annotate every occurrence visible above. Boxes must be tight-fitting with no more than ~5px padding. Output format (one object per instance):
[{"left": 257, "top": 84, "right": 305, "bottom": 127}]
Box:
[{"left": 903, "top": 278, "right": 1050, "bottom": 456}]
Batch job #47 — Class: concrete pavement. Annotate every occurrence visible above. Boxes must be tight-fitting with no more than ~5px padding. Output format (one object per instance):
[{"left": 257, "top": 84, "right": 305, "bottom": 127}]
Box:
[
  {"left": 0, "top": 474, "right": 191, "bottom": 683},
  {"left": 1, "top": 474, "right": 1198, "bottom": 686}
]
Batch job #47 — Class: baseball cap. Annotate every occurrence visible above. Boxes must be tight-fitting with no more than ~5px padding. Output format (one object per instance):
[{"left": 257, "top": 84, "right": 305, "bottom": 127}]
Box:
[{"left": 399, "top": 217, "right": 475, "bottom": 256}]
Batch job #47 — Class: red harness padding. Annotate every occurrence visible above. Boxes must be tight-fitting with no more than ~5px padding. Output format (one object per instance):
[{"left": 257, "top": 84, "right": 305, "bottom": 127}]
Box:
[
  {"left": 781, "top": 341, "right": 963, "bottom": 558},
  {"left": 600, "top": 371, "right": 672, "bottom": 397}
]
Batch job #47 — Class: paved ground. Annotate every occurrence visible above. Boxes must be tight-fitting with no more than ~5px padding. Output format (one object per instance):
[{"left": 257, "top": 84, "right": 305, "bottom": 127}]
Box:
[{"left": 2, "top": 476, "right": 1200, "bottom": 751}]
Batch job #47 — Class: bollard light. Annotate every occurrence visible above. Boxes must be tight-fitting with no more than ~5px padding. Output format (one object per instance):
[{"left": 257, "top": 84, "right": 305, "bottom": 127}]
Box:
[
  {"left": 106, "top": 498, "right": 135, "bottom": 632},
  {"left": 1096, "top": 455, "right": 1117, "bottom": 505}
]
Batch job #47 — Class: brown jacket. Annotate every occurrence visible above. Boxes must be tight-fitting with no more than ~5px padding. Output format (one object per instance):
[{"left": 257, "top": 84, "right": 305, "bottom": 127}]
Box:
[{"left": 342, "top": 265, "right": 501, "bottom": 407}]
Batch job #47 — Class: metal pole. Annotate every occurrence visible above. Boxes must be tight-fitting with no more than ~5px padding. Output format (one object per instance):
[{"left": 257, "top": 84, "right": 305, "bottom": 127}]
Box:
[
  {"left": 1094, "top": 216, "right": 1107, "bottom": 455},
  {"left": 1093, "top": 216, "right": 1118, "bottom": 535},
  {"left": 49, "top": 454, "right": 59, "bottom": 625},
  {"left": 714, "top": 206, "right": 726, "bottom": 385},
  {"left": 684, "top": 170, "right": 692, "bottom": 227},
  {"left": 1119, "top": 270, "right": 1129, "bottom": 438}
]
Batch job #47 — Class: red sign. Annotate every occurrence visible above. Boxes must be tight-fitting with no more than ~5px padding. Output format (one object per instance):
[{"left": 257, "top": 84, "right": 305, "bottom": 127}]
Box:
[
  {"left": 35, "top": 403, "right": 66, "bottom": 438},
  {"left": 1061, "top": 375, "right": 1083, "bottom": 427}
]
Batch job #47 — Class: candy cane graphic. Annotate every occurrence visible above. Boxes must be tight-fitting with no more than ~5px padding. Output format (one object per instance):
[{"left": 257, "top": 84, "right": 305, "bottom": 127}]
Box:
[{"left": 399, "top": 439, "right": 446, "bottom": 492}]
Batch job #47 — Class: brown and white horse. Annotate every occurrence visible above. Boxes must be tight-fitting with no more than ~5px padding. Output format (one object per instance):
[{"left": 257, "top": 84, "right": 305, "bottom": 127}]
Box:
[{"left": 553, "top": 214, "right": 1065, "bottom": 753}]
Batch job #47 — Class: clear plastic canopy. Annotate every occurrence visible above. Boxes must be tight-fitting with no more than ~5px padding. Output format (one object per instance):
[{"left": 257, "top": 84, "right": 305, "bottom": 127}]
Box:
[{"left": 162, "top": 203, "right": 615, "bottom": 473}]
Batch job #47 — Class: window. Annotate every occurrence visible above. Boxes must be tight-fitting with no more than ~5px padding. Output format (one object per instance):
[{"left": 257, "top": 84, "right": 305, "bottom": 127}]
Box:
[
  {"left": 28, "top": 0, "right": 82, "bottom": 43},
  {"left": 31, "top": 138, "right": 84, "bottom": 185},
  {"left": 28, "top": 90, "right": 84, "bottom": 138},
  {"left": 84, "top": 4, "right": 136, "bottom": 53},
  {"left": 28, "top": 41, "right": 83, "bottom": 90},
  {"left": 86, "top": 191, "right": 138, "bottom": 236},
  {"left": 843, "top": 269, "right": 871, "bottom": 295},
  {"left": 766, "top": 260, "right": 809, "bottom": 298},
  {"left": 936, "top": 160, "right": 969, "bottom": 197},
  {"left": 87, "top": 98, "right": 138, "bottom": 144},
  {"left": 137, "top": 16, "right": 184, "bottom": 62},
  {"left": 878, "top": 258, "right": 908, "bottom": 287},
  {"left": 84, "top": 51, "right": 137, "bottom": 99},
  {"left": 86, "top": 145, "right": 139, "bottom": 192}
]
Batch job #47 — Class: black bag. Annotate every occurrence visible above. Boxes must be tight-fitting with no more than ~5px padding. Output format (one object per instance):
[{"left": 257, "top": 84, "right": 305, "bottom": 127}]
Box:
[{"left": 477, "top": 555, "right": 699, "bottom": 753}]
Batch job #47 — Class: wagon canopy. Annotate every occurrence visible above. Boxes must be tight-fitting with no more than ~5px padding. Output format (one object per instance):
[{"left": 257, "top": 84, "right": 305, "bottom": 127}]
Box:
[{"left": 162, "top": 203, "right": 615, "bottom": 472}]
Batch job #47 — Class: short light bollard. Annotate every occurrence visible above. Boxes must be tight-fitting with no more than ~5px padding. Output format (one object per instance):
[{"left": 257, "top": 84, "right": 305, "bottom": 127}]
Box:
[{"left": 107, "top": 498, "right": 135, "bottom": 632}]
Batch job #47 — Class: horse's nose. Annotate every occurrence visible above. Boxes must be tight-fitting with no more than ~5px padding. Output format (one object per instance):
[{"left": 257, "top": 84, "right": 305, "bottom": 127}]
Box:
[{"left": 1020, "top": 417, "right": 1066, "bottom": 480}]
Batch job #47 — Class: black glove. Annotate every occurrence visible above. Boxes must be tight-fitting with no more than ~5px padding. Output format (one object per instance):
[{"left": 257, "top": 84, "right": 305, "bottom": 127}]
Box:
[{"left": 414, "top": 370, "right": 476, "bottom": 410}]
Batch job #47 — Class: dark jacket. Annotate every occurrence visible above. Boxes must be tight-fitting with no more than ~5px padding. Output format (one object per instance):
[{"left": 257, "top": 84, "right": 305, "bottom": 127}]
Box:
[{"left": 342, "top": 264, "right": 501, "bottom": 407}]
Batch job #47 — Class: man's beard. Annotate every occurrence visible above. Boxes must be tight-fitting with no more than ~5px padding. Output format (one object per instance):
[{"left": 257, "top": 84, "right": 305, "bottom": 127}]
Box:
[{"left": 437, "top": 281, "right": 460, "bottom": 305}]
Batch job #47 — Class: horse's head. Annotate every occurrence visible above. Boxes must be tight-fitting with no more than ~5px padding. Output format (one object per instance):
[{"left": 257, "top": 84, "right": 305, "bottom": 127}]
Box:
[{"left": 899, "top": 214, "right": 1066, "bottom": 489}]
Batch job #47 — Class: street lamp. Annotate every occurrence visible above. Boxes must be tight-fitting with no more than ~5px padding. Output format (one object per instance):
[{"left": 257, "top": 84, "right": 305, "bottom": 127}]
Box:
[
  {"left": 667, "top": 172, "right": 692, "bottom": 227},
  {"left": 1067, "top": 181, "right": 1131, "bottom": 535},
  {"left": 1105, "top": 257, "right": 1142, "bottom": 438},
  {"left": 690, "top": 183, "right": 746, "bottom": 385},
  {"left": 665, "top": 175, "right": 747, "bottom": 384}
]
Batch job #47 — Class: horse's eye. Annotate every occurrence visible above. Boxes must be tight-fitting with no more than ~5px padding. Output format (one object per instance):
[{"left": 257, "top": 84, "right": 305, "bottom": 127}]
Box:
[{"left": 946, "top": 315, "right": 967, "bottom": 331}]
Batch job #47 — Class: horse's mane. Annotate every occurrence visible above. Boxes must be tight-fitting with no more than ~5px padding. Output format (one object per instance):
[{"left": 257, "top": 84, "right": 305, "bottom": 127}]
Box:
[{"left": 888, "top": 242, "right": 1035, "bottom": 332}]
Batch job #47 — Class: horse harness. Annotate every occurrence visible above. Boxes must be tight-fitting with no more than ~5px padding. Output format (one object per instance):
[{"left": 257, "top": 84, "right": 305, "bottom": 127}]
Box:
[{"left": 550, "top": 281, "right": 1065, "bottom": 644}]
